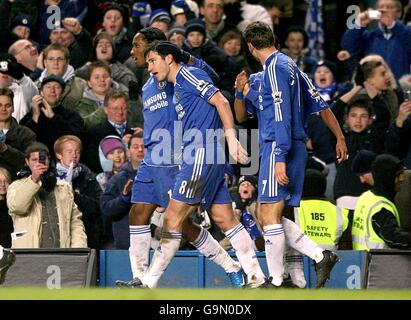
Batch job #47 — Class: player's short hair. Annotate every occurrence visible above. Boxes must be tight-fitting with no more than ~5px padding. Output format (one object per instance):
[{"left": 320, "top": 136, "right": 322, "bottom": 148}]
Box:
[
  {"left": 144, "top": 40, "right": 165, "bottom": 59},
  {"left": 243, "top": 21, "right": 277, "bottom": 50},
  {"left": 138, "top": 27, "right": 167, "bottom": 44}
]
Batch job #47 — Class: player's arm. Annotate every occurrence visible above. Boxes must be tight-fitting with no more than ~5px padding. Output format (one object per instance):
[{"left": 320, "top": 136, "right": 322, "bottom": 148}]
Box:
[
  {"left": 209, "top": 91, "right": 249, "bottom": 164},
  {"left": 234, "top": 71, "right": 249, "bottom": 123},
  {"left": 188, "top": 56, "right": 220, "bottom": 85},
  {"left": 319, "top": 108, "right": 348, "bottom": 163}
]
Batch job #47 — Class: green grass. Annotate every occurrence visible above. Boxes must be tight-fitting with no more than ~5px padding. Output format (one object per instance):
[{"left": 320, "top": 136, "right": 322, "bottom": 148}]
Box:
[{"left": 1, "top": 288, "right": 411, "bottom": 300}]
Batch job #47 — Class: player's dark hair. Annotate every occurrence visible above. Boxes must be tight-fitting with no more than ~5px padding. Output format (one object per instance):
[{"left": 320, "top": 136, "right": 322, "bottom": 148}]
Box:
[
  {"left": 138, "top": 27, "right": 167, "bottom": 44},
  {"left": 243, "top": 21, "right": 277, "bottom": 49},
  {"left": 144, "top": 40, "right": 171, "bottom": 59}
]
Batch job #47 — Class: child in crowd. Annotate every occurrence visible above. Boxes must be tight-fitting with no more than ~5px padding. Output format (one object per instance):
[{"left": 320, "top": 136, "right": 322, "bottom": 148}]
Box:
[{"left": 97, "top": 135, "right": 128, "bottom": 191}]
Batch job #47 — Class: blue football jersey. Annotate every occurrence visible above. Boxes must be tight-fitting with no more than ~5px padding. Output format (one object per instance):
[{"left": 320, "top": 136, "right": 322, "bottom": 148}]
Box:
[
  {"left": 141, "top": 58, "right": 220, "bottom": 166},
  {"left": 174, "top": 66, "right": 222, "bottom": 148},
  {"left": 142, "top": 75, "right": 177, "bottom": 166}
]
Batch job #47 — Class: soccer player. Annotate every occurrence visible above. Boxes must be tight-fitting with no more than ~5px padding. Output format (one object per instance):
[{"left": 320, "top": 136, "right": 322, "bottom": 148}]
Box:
[
  {"left": 242, "top": 21, "right": 348, "bottom": 287},
  {"left": 0, "top": 246, "right": 15, "bottom": 285},
  {"left": 116, "top": 28, "right": 262, "bottom": 288},
  {"left": 128, "top": 40, "right": 267, "bottom": 289}
]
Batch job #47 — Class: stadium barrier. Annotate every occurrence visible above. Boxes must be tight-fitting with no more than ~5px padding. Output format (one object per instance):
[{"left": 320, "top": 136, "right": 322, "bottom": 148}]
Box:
[
  {"left": 2, "top": 248, "right": 98, "bottom": 288},
  {"left": 366, "top": 249, "right": 411, "bottom": 288},
  {"left": 100, "top": 250, "right": 368, "bottom": 289}
]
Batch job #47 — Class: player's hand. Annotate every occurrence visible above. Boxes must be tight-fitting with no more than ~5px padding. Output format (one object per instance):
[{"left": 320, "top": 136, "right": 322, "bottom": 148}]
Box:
[
  {"left": 275, "top": 162, "right": 289, "bottom": 185},
  {"left": 226, "top": 134, "right": 249, "bottom": 165},
  {"left": 335, "top": 137, "right": 348, "bottom": 163},
  {"left": 235, "top": 70, "right": 248, "bottom": 93}
]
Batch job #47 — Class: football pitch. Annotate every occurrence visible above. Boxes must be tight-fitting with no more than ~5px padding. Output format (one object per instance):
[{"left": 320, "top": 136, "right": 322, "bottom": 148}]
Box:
[{"left": 1, "top": 288, "right": 411, "bottom": 300}]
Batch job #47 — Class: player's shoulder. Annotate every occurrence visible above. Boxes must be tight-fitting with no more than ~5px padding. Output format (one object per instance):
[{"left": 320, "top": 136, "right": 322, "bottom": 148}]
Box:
[
  {"left": 142, "top": 75, "right": 156, "bottom": 90},
  {"left": 249, "top": 71, "right": 263, "bottom": 84},
  {"left": 178, "top": 65, "right": 209, "bottom": 83}
]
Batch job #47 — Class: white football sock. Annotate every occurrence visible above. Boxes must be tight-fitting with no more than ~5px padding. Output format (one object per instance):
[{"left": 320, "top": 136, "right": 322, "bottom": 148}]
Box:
[
  {"left": 263, "top": 224, "right": 285, "bottom": 286},
  {"left": 225, "top": 223, "right": 265, "bottom": 286},
  {"left": 129, "top": 225, "right": 151, "bottom": 280},
  {"left": 285, "top": 248, "right": 307, "bottom": 288},
  {"left": 143, "top": 231, "right": 182, "bottom": 288},
  {"left": 191, "top": 227, "right": 240, "bottom": 273},
  {"left": 282, "top": 217, "right": 324, "bottom": 263}
]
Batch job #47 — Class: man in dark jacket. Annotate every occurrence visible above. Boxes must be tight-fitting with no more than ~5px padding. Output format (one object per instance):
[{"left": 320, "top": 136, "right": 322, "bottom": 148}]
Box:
[
  {"left": 385, "top": 99, "right": 411, "bottom": 169},
  {"left": 100, "top": 131, "right": 145, "bottom": 249},
  {"left": 0, "top": 87, "right": 36, "bottom": 179},
  {"left": 20, "top": 75, "right": 84, "bottom": 157}
]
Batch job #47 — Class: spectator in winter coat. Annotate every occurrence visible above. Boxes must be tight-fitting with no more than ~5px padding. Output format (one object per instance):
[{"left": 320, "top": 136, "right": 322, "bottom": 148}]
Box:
[
  {"left": 0, "top": 167, "right": 13, "bottom": 248},
  {"left": 8, "top": 142, "right": 87, "bottom": 249},
  {"left": 0, "top": 88, "right": 36, "bottom": 179},
  {"left": 100, "top": 131, "right": 145, "bottom": 249},
  {"left": 54, "top": 135, "right": 103, "bottom": 249}
]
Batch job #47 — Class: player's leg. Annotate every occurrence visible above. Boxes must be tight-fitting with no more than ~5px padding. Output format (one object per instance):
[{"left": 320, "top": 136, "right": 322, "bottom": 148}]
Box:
[
  {"left": 142, "top": 198, "right": 194, "bottom": 288},
  {"left": 182, "top": 217, "right": 244, "bottom": 287},
  {"left": 128, "top": 202, "right": 158, "bottom": 281},
  {"left": 209, "top": 202, "right": 266, "bottom": 288},
  {"left": 122, "top": 163, "right": 164, "bottom": 285},
  {"left": 257, "top": 141, "right": 287, "bottom": 287},
  {"left": 257, "top": 201, "right": 285, "bottom": 286},
  {"left": 282, "top": 216, "right": 339, "bottom": 288}
]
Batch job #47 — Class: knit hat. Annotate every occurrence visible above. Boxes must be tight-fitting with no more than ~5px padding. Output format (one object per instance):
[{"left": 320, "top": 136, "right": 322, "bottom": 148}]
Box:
[
  {"left": 40, "top": 75, "right": 66, "bottom": 90},
  {"left": 168, "top": 25, "right": 186, "bottom": 40},
  {"left": 10, "top": 14, "right": 32, "bottom": 31},
  {"left": 351, "top": 150, "right": 377, "bottom": 175},
  {"left": 314, "top": 60, "right": 337, "bottom": 78},
  {"left": 184, "top": 18, "right": 206, "bottom": 38},
  {"left": 149, "top": 8, "right": 171, "bottom": 25},
  {"left": 302, "top": 169, "right": 327, "bottom": 197},
  {"left": 102, "top": 3, "right": 129, "bottom": 25},
  {"left": 100, "top": 135, "right": 126, "bottom": 157},
  {"left": 170, "top": 0, "right": 199, "bottom": 18},
  {"left": 238, "top": 175, "right": 258, "bottom": 190}
]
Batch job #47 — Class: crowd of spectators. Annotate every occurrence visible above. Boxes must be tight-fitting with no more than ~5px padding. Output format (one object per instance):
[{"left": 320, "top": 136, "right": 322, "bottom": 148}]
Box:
[{"left": 0, "top": 0, "right": 410, "bottom": 256}]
